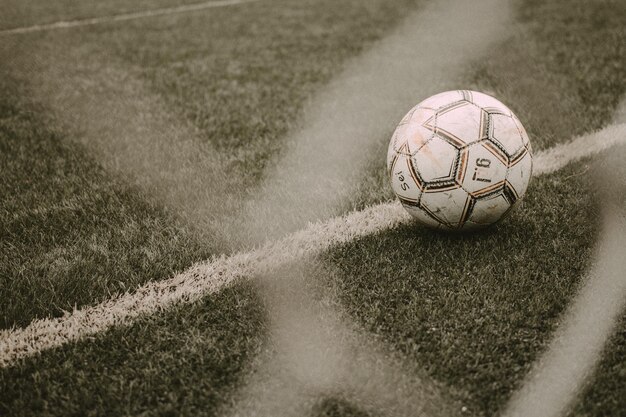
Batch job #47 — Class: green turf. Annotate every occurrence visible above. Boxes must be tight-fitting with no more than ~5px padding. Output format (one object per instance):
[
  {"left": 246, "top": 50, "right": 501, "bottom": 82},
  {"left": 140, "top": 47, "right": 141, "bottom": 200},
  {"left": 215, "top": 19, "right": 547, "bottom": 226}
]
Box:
[
  {"left": 0, "top": 0, "right": 624, "bottom": 415},
  {"left": 0, "top": 162, "right": 618, "bottom": 417},
  {"left": 325, "top": 161, "right": 604, "bottom": 415},
  {"left": 0, "top": 107, "right": 214, "bottom": 329},
  {"left": 0, "top": 0, "right": 422, "bottom": 329},
  {"left": 0, "top": 281, "right": 267, "bottom": 417}
]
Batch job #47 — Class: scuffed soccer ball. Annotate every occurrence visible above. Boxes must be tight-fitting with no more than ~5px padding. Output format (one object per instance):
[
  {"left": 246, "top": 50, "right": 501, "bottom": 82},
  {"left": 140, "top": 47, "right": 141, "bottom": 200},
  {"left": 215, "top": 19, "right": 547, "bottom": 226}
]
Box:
[{"left": 387, "top": 90, "right": 532, "bottom": 231}]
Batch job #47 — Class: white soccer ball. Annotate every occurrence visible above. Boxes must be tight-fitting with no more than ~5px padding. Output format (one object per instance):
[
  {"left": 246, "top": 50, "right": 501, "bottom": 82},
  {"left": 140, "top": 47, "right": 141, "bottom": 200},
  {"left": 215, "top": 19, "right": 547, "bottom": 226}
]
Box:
[{"left": 387, "top": 90, "right": 533, "bottom": 230}]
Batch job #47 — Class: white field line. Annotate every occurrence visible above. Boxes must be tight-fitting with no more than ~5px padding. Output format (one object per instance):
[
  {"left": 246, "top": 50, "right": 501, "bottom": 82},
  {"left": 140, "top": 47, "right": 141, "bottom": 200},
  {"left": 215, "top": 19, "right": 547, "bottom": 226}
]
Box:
[
  {"left": 502, "top": 209, "right": 626, "bottom": 417},
  {"left": 533, "top": 122, "right": 626, "bottom": 175},
  {"left": 502, "top": 102, "right": 626, "bottom": 417},
  {"left": 1, "top": 122, "right": 625, "bottom": 368},
  {"left": 0, "top": 0, "right": 259, "bottom": 36}
]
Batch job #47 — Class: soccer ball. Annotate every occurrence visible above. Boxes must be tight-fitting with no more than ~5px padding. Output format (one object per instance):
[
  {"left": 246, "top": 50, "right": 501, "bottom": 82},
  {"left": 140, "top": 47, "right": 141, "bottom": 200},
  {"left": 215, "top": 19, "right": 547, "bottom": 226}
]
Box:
[{"left": 387, "top": 90, "right": 532, "bottom": 230}]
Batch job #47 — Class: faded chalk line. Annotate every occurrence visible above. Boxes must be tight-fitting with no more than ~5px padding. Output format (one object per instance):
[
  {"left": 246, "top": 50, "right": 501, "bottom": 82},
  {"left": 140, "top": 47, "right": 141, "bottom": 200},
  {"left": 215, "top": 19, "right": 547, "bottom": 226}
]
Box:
[
  {"left": 0, "top": 0, "right": 259, "bottom": 36},
  {"left": 1, "top": 122, "right": 625, "bottom": 368}
]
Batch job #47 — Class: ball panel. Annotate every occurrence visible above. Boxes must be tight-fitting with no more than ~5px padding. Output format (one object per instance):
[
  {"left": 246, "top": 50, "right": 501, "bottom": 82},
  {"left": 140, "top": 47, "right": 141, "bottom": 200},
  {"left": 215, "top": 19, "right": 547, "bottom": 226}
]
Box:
[
  {"left": 404, "top": 121, "right": 437, "bottom": 155},
  {"left": 468, "top": 193, "right": 511, "bottom": 225},
  {"left": 432, "top": 102, "right": 486, "bottom": 147},
  {"left": 506, "top": 150, "right": 532, "bottom": 199},
  {"left": 490, "top": 113, "right": 525, "bottom": 157},
  {"left": 389, "top": 153, "right": 423, "bottom": 202},
  {"left": 401, "top": 203, "right": 442, "bottom": 229},
  {"left": 420, "top": 187, "right": 471, "bottom": 227},
  {"left": 412, "top": 136, "right": 459, "bottom": 183},
  {"left": 462, "top": 142, "right": 508, "bottom": 194},
  {"left": 512, "top": 114, "right": 531, "bottom": 151},
  {"left": 398, "top": 105, "right": 419, "bottom": 126},
  {"left": 389, "top": 124, "right": 409, "bottom": 155},
  {"left": 409, "top": 106, "right": 436, "bottom": 125}
]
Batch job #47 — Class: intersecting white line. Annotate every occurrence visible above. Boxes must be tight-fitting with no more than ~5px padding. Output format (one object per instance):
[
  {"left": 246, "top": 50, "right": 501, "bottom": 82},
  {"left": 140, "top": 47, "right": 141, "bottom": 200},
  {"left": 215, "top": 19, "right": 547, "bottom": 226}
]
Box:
[
  {"left": 0, "top": 0, "right": 260, "bottom": 36},
  {"left": 1, "top": 122, "right": 625, "bottom": 368}
]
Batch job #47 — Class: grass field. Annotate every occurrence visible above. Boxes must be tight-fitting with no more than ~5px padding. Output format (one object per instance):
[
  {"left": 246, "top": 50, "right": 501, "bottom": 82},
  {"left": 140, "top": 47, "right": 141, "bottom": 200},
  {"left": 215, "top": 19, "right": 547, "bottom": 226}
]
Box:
[{"left": 0, "top": 0, "right": 625, "bottom": 416}]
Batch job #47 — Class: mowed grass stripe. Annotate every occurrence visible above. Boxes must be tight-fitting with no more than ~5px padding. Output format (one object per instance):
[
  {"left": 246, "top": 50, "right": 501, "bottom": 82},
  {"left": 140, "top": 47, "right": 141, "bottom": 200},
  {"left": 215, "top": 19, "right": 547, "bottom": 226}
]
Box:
[
  {"left": 2, "top": 122, "right": 625, "bottom": 368},
  {"left": 0, "top": 0, "right": 260, "bottom": 35},
  {"left": 0, "top": 0, "right": 425, "bottom": 329},
  {"left": 2, "top": 0, "right": 515, "bottom": 365}
]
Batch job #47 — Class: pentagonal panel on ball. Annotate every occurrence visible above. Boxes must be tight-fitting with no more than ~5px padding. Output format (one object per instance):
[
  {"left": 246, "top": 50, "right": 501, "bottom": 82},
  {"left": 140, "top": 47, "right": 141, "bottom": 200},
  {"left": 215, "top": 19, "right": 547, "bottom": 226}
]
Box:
[
  {"left": 420, "top": 187, "right": 471, "bottom": 228},
  {"left": 467, "top": 193, "right": 511, "bottom": 225},
  {"left": 506, "top": 150, "right": 533, "bottom": 199},
  {"left": 490, "top": 113, "right": 525, "bottom": 157},
  {"left": 470, "top": 91, "right": 512, "bottom": 115},
  {"left": 462, "top": 142, "right": 508, "bottom": 195},
  {"left": 431, "top": 102, "right": 487, "bottom": 147},
  {"left": 412, "top": 136, "right": 459, "bottom": 184},
  {"left": 389, "top": 153, "right": 423, "bottom": 203}
]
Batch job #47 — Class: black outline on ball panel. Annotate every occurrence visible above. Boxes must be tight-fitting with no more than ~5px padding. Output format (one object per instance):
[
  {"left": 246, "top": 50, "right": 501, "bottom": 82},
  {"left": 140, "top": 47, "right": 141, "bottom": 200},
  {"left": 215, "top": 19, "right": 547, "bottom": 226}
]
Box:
[
  {"left": 400, "top": 201, "right": 446, "bottom": 229},
  {"left": 466, "top": 193, "right": 513, "bottom": 226},
  {"left": 407, "top": 152, "right": 426, "bottom": 191},
  {"left": 388, "top": 146, "right": 403, "bottom": 178},
  {"left": 398, "top": 106, "right": 419, "bottom": 126},
  {"left": 460, "top": 90, "right": 474, "bottom": 103},
  {"left": 482, "top": 106, "right": 510, "bottom": 115},
  {"left": 424, "top": 101, "right": 486, "bottom": 148},
  {"left": 511, "top": 113, "right": 531, "bottom": 147},
  {"left": 430, "top": 126, "right": 467, "bottom": 148},
  {"left": 456, "top": 148, "right": 470, "bottom": 183},
  {"left": 459, "top": 194, "right": 475, "bottom": 227},
  {"left": 389, "top": 149, "right": 424, "bottom": 200},
  {"left": 407, "top": 127, "right": 438, "bottom": 156},
  {"left": 479, "top": 108, "right": 490, "bottom": 140},
  {"left": 423, "top": 181, "right": 459, "bottom": 192},
  {"left": 489, "top": 112, "right": 531, "bottom": 162},
  {"left": 391, "top": 128, "right": 411, "bottom": 155},
  {"left": 502, "top": 181, "right": 519, "bottom": 205},
  {"left": 424, "top": 101, "right": 477, "bottom": 148},
  {"left": 398, "top": 195, "right": 420, "bottom": 206},
  {"left": 470, "top": 180, "right": 506, "bottom": 198},
  {"left": 481, "top": 140, "right": 510, "bottom": 165},
  {"left": 419, "top": 203, "right": 455, "bottom": 229},
  {"left": 411, "top": 136, "right": 461, "bottom": 187},
  {"left": 508, "top": 146, "right": 529, "bottom": 167}
]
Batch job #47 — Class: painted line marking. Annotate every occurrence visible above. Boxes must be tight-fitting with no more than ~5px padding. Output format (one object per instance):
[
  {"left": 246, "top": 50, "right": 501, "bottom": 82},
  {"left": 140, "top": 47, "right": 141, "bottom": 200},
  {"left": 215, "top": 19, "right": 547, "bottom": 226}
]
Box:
[
  {"left": 503, "top": 99, "right": 626, "bottom": 417},
  {"left": 503, "top": 209, "right": 626, "bottom": 417},
  {"left": 1, "top": 122, "right": 625, "bottom": 368},
  {"left": 0, "top": 0, "right": 260, "bottom": 36}
]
